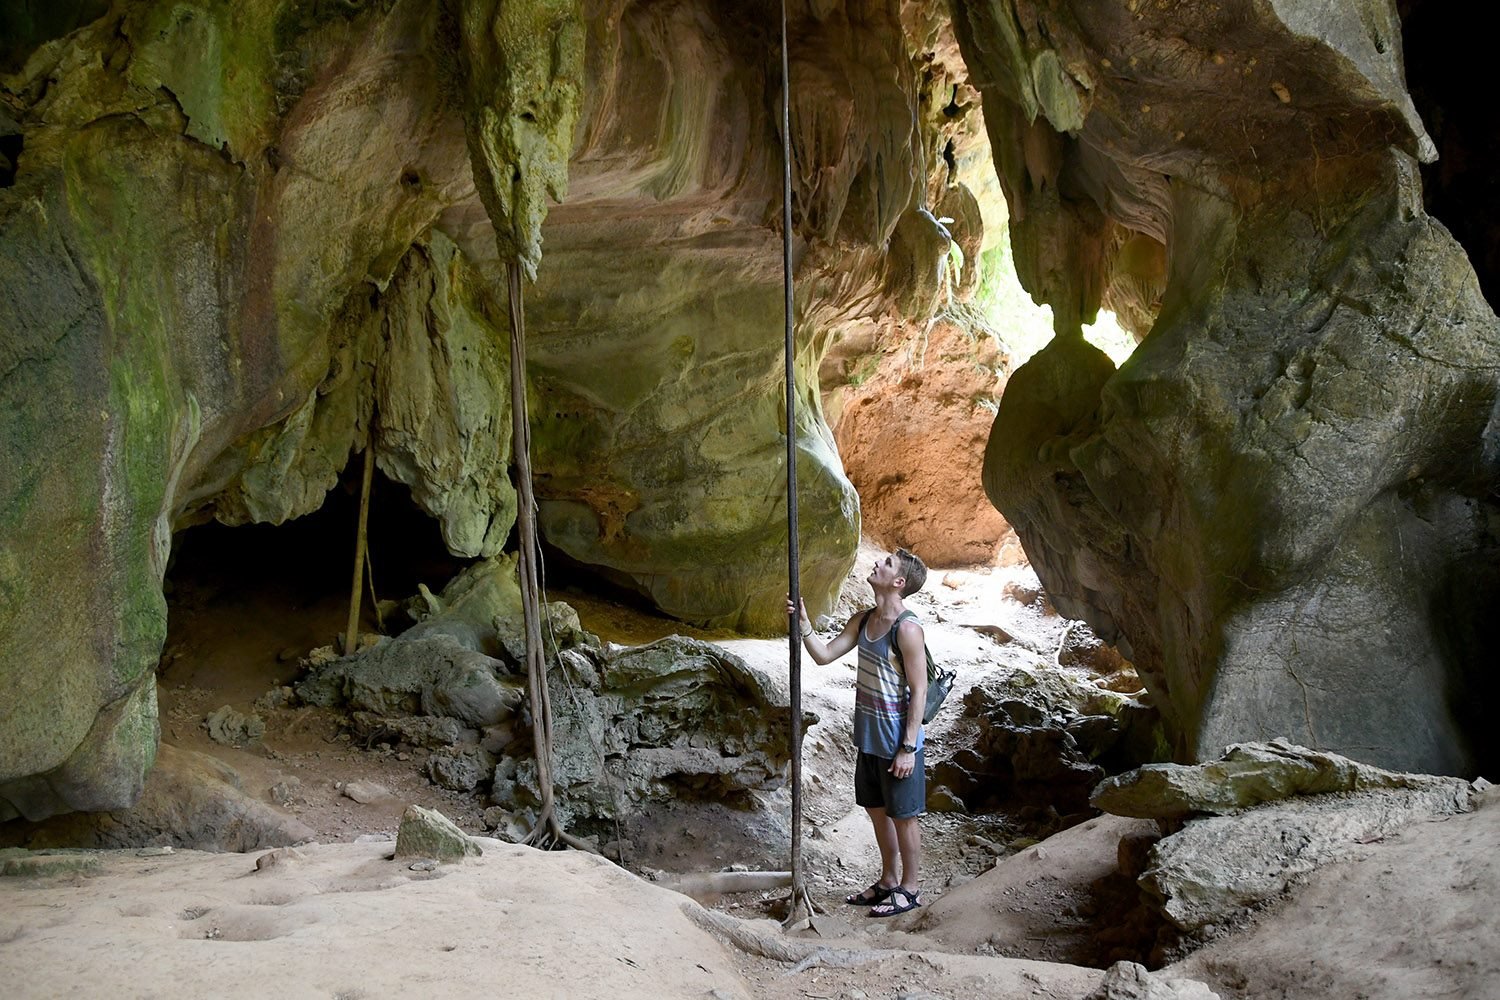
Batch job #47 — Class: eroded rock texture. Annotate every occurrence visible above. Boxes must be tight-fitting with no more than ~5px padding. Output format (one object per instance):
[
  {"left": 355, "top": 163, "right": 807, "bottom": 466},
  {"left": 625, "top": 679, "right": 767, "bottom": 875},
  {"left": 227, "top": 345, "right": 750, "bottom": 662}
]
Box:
[
  {"left": 834, "top": 317, "right": 1021, "bottom": 566},
  {"left": 1, "top": 1, "right": 976, "bottom": 817},
  {"left": 961, "top": 1, "right": 1500, "bottom": 775},
  {"left": 1095, "top": 742, "right": 1481, "bottom": 933}
]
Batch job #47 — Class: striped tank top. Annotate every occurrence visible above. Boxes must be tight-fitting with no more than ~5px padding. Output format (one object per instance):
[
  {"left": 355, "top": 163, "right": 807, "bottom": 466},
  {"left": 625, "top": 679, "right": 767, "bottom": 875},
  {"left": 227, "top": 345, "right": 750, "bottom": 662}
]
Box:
[{"left": 853, "top": 611, "right": 924, "bottom": 758}]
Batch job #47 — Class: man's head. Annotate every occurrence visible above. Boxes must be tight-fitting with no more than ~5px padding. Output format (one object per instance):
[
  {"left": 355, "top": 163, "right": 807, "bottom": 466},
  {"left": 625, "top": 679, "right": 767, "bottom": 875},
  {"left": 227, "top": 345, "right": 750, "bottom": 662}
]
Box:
[
  {"left": 871, "top": 547, "right": 928, "bottom": 597},
  {"left": 894, "top": 547, "right": 927, "bottom": 597}
]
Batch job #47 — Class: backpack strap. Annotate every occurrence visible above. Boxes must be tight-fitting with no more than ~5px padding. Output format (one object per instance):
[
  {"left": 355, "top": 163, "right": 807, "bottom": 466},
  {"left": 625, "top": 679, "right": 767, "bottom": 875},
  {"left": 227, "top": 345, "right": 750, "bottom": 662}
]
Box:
[{"left": 885, "top": 611, "right": 936, "bottom": 682}]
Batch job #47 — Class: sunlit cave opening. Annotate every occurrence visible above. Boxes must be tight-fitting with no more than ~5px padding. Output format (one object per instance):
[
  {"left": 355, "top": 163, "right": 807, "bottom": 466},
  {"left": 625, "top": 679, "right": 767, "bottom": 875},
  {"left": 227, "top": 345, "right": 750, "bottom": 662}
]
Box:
[{"left": 967, "top": 237, "right": 1137, "bottom": 368}]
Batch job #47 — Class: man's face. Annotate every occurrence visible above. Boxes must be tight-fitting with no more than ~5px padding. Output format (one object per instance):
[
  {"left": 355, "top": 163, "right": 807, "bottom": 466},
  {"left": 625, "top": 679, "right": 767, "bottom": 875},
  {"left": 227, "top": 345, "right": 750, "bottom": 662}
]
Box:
[{"left": 869, "top": 552, "right": 904, "bottom": 592}]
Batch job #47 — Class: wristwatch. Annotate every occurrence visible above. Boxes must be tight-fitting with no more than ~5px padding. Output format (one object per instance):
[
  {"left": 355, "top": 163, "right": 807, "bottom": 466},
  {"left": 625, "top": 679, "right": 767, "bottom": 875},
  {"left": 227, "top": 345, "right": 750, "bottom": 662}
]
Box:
[{"left": 899, "top": 742, "right": 917, "bottom": 754}]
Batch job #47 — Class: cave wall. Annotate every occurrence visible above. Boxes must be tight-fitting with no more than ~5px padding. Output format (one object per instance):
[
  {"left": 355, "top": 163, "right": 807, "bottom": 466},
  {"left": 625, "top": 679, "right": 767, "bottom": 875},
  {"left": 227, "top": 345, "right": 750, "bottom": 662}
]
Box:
[
  {"left": 0, "top": 0, "right": 971, "bottom": 818},
  {"left": 956, "top": 0, "right": 1500, "bottom": 775}
]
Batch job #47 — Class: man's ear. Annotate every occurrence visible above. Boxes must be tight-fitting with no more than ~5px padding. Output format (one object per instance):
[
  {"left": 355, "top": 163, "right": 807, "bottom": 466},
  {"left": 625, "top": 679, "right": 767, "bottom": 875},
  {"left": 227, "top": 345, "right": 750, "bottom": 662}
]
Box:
[{"left": 893, "top": 574, "right": 906, "bottom": 592}]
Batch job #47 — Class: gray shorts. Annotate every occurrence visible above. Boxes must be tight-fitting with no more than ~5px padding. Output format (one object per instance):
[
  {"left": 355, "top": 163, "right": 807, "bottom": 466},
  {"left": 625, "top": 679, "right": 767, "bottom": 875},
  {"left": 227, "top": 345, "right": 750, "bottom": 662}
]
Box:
[{"left": 853, "top": 749, "right": 926, "bottom": 819}]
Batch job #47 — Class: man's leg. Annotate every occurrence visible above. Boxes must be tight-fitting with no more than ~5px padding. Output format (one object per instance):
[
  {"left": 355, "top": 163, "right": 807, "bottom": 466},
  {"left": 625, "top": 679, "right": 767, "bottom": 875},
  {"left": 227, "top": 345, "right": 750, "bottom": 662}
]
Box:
[
  {"left": 892, "top": 815, "right": 920, "bottom": 892},
  {"left": 869, "top": 749, "right": 924, "bottom": 916},
  {"left": 867, "top": 806, "right": 901, "bottom": 887}
]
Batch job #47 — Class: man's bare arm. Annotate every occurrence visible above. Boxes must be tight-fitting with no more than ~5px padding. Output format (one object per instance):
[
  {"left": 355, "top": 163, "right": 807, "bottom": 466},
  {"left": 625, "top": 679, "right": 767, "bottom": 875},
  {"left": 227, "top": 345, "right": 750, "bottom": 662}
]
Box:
[
  {"left": 896, "top": 619, "right": 927, "bottom": 749},
  {"left": 791, "top": 600, "right": 860, "bottom": 665}
]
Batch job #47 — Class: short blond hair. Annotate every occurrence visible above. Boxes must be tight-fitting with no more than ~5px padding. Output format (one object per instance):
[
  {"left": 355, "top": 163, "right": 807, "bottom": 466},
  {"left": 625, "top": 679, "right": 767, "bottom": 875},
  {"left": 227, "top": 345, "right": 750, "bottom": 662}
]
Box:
[{"left": 894, "top": 547, "right": 927, "bottom": 597}]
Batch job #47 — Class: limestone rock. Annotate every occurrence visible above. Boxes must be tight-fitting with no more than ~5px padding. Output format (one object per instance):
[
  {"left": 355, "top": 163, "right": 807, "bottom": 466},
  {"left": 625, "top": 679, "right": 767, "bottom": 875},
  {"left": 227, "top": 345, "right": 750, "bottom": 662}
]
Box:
[
  {"left": 930, "top": 665, "right": 1158, "bottom": 823},
  {"left": 1139, "top": 781, "right": 1479, "bottom": 933},
  {"left": 203, "top": 706, "right": 265, "bottom": 746},
  {"left": 253, "top": 847, "right": 307, "bottom": 872},
  {"left": 449, "top": 0, "right": 583, "bottom": 279},
  {"left": 1103, "top": 743, "right": 1486, "bottom": 932},
  {"left": 499, "top": 635, "right": 808, "bottom": 833},
  {"left": 341, "top": 781, "right": 394, "bottom": 805},
  {"left": 1085, "top": 962, "right": 1220, "bottom": 1000},
  {"left": 834, "top": 318, "right": 1018, "bottom": 567},
  {"left": 7, "top": 0, "right": 1491, "bottom": 827},
  {"left": 426, "top": 751, "right": 492, "bottom": 793},
  {"left": 296, "top": 635, "right": 523, "bottom": 729},
  {"left": 0, "top": 745, "right": 312, "bottom": 852},
  {"left": 0, "top": 849, "right": 104, "bottom": 878},
  {"left": 1092, "top": 739, "right": 1477, "bottom": 821},
  {"left": 349, "top": 713, "right": 468, "bottom": 751},
  {"left": 296, "top": 561, "right": 534, "bottom": 730},
  {"left": 394, "top": 804, "right": 482, "bottom": 862},
  {"left": 1, "top": 0, "right": 978, "bottom": 814}
]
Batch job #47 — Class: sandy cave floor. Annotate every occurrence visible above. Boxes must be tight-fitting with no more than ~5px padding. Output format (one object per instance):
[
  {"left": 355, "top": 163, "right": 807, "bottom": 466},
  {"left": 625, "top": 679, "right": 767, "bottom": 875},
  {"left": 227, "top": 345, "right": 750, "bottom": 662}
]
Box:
[{"left": 4, "top": 541, "right": 1498, "bottom": 999}]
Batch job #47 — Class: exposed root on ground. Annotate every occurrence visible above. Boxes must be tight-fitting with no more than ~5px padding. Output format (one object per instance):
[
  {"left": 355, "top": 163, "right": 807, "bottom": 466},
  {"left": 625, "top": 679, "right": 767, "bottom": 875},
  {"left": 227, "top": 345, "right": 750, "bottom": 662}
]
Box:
[{"left": 682, "top": 901, "right": 907, "bottom": 973}]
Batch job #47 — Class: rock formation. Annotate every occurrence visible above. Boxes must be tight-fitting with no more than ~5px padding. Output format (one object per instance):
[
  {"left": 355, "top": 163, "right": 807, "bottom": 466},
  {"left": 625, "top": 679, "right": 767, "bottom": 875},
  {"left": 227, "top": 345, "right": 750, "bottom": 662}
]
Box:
[
  {"left": 294, "top": 559, "right": 803, "bottom": 842},
  {"left": 834, "top": 316, "right": 1021, "bottom": 566},
  {"left": 1092, "top": 741, "right": 1483, "bottom": 933},
  {"left": 961, "top": 1, "right": 1500, "bottom": 776}
]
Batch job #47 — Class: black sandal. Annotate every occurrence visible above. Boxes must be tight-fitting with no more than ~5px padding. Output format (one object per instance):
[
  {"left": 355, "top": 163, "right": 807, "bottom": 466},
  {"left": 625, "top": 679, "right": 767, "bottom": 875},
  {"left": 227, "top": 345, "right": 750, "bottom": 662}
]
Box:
[
  {"left": 868, "top": 885, "right": 920, "bottom": 917},
  {"left": 844, "top": 882, "right": 896, "bottom": 906}
]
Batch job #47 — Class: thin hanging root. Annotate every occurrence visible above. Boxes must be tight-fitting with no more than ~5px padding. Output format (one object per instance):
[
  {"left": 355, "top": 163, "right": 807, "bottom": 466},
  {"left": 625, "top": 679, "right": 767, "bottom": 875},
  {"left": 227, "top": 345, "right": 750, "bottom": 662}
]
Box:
[
  {"left": 364, "top": 548, "right": 383, "bottom": 633},
  {"left": 344, "top": 443, "right": 375, "bottom": 654}
]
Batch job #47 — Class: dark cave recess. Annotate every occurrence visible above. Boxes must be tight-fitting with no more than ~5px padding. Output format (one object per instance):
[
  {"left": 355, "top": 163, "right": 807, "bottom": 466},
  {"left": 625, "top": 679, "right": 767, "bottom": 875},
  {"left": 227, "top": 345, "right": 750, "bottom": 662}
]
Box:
[
  {"left": 165, "top": 467, "right": 474, "bottom": 635},
  {"left": 1400, "top": 0, "right": 1500, "bottom": 308}
]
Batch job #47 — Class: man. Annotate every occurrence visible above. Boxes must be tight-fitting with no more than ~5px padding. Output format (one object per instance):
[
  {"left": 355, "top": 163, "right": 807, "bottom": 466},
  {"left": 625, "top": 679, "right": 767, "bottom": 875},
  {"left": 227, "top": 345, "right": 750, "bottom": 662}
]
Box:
[{"left": 790, "top": 547, "right": 929, "bottom": 917}]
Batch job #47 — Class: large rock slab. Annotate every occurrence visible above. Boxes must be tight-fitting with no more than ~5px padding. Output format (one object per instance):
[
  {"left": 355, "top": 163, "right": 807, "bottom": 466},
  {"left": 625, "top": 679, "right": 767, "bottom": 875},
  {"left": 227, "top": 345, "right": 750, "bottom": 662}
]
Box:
[
  {"left": 1095, "top": 742, "right": 1484, "bottom": 932},
  {"left": 1169, "top": 785, "right": 1500, "bottom": 1000},
  {"left": 1139, "top": 781, "right": 1481, "bottom": 932},
  {"left": 1092, "top": 739, "right": 1476, "bottom": 821}
]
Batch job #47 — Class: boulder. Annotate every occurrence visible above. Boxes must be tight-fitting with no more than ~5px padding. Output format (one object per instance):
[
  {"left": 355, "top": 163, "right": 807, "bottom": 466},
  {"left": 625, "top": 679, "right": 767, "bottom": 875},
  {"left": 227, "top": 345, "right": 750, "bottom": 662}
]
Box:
[
  {"left": 394, "top": 805, "right": 482, "bottom": 862},
  {"left": 203, "top": 706, "right": 265, "bottom": 746},
  {"left": 929, "top": 664, "right": 1158, "bottom": 823},
  {"left": 497, "top": 635, "right": 809, "bottom": 835},
  {"left": 341, "top": 781, "right": 395, "bottom": 805},
  {"left": 426, "top": 750, "right": 493, "bottom": 793},
  {"left": 296, "top": 635, "right": 524, "bottom": 729},
  {"left": 1085, "top": 962, "right": 1220, "bottom": 1000},
  {"left": 349, "top": 713, "right": 468, "bottom": 751}
]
